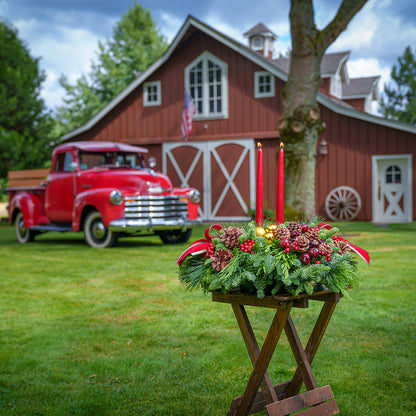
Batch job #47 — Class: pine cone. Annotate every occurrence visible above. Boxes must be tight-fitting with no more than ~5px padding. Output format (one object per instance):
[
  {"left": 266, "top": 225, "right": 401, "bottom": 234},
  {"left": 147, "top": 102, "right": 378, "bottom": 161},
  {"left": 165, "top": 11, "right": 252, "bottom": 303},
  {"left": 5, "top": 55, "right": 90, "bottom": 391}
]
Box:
[
  {"left": 210, "top": 248, "right": 234, "bottom": 271},
  {"left": 306, "top": 226, "right": 320, "bottom": 240},
  {"left": 286, "top": 221, "right": 302, "bottom": 237},
  {"left": 333, "top": 239, "right": 351, "bottom": 255},
  {"left": 295, "top": 235, "right": 310, "bottom": 252},
  {"left": 319, "top": 241, "right": 332, "bottom": 255},
  {"left": 220, "top": 226, "right": 244, "bottom": 249},
  {"left": 273, "top": 226, "right": 290, "bottom": 241}
]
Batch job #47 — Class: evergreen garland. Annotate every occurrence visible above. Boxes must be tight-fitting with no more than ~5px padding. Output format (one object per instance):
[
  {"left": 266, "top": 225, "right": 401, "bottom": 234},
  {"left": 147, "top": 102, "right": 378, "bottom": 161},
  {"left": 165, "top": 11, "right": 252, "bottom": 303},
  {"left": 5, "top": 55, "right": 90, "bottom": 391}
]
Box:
[{"left": 178, "top": 218, "right": 364, "bottom": 298}]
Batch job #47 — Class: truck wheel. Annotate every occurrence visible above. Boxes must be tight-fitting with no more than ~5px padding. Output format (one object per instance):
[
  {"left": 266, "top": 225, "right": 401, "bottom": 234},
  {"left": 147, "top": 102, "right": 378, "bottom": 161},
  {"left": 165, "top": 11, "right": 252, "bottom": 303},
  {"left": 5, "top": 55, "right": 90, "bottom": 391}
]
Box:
[
  {"left": 84, "top": 210, "right": 119, "bottom": 248},
  {"left": 15, "top": 211, "right": 36, "bottom": 244},
  {"left": 158, "top": 229, "right": 192, "bottom": 244}
]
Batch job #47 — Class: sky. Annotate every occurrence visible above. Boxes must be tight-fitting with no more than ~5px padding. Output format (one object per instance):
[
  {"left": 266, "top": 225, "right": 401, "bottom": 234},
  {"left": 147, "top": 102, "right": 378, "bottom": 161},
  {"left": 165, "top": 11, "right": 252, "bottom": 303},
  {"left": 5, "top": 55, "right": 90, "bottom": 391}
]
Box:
[{"left": 1, "top": 0, "right": 415, "bottom": 113}]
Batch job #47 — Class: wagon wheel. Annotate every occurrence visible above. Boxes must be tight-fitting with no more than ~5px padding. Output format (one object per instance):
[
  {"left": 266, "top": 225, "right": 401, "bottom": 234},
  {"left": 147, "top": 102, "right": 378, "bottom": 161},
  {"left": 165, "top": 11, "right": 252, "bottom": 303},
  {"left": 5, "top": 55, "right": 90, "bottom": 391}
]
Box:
[{"left": 325, "top": 186, "right": 362, "bottom": 221}]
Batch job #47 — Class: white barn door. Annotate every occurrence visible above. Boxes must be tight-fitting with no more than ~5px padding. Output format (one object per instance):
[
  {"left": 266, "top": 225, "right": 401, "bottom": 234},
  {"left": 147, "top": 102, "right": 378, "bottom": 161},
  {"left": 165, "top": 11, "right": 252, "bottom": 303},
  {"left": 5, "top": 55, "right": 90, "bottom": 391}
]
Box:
[
  {"left": 163, "top": 140, "right": 255, "bottom": 222},
  {"left": 372, "top": 154, "right": 413, "bottom": 223}
]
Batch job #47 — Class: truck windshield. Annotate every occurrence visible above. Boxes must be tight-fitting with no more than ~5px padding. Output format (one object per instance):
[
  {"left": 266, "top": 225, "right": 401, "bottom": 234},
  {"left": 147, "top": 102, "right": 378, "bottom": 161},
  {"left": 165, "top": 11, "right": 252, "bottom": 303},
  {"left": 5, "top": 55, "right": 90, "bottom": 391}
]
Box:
[{"left": 79, "top": 151, "right": 144, "bottom": 170}]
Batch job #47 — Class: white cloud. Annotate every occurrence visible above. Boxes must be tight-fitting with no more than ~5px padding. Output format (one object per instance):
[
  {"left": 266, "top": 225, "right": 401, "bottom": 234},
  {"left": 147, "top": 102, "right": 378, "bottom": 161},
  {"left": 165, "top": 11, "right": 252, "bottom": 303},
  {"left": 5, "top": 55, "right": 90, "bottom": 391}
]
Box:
[
  {"left": 14, "top": 17, "right": 101, "bottom": 110},
  {"left": 159, "top": 12, "right": 183, "bottom": 43}
]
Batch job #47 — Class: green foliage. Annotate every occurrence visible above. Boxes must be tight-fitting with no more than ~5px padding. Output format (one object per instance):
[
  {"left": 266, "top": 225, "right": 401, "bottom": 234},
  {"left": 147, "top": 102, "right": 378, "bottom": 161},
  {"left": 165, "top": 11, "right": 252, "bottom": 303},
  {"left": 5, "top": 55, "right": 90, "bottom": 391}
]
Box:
[
  {"left": 379, "top": 46, "right": 416, "bottom": 125},
  {"left": 0, "top": 18, "right": 54, "bottom": 179},
  {"left": 179, "top": 220, "right": 362, "bottom": 298},
  {"left": 55, "top": 1, "right": 168, "bottom": 136}
]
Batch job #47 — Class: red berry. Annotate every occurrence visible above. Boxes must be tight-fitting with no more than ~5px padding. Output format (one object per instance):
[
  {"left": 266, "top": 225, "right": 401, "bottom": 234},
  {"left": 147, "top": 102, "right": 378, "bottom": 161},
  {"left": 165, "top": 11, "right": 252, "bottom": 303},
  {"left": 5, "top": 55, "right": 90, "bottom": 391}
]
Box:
[
  {"left": 315, "top": 260, "right": 321, "bottom": 264},
  {"left": 301, "top": 224, "right": 309, "bottom": 233},
  {"left": 280, "top": 238, "right": 290, "bottom": 248},
  {"left": 284, "top": 247, "right": 290, "bottom": 253}
]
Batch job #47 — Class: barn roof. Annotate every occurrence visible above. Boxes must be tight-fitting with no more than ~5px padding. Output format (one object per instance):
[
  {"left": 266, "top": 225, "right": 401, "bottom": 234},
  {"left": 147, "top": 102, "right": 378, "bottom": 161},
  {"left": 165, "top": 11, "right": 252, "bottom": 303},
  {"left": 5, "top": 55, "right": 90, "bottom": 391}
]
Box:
[
  {"left": 342, "top": 76, "right": 380, "bottom": 99},
  {"left": 61, "top": 15, "right": 416, "bottom": 141}
]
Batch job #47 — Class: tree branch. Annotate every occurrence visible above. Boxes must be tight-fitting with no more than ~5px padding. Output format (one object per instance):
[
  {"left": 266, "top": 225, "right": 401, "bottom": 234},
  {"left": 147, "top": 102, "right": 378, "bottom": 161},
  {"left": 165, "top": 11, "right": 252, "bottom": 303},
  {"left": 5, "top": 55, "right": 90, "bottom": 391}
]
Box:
[{"left": 320, "top": 0, "right": 368, "bottom": 52}]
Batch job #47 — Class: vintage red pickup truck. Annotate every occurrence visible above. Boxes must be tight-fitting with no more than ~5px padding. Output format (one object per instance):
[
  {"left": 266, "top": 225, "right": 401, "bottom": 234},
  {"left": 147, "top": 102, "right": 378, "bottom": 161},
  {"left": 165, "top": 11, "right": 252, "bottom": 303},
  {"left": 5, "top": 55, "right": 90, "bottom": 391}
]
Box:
[{"left": 6, "top": 141, "right": 200, "bottom": 247}]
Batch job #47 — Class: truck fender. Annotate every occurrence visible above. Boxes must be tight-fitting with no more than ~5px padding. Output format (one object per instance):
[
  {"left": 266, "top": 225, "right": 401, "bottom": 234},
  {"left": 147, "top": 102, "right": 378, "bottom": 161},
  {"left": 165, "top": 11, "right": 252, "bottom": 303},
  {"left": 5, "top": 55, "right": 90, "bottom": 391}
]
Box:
[
  {"left": 9, "top": 192, "right": 43, "bottom": 228},
  {"left": 172, "top": 187, "right": 200, "bottom": 220},
  {"left": 72, "top": 188, "right": 125, "bottom": 232}
]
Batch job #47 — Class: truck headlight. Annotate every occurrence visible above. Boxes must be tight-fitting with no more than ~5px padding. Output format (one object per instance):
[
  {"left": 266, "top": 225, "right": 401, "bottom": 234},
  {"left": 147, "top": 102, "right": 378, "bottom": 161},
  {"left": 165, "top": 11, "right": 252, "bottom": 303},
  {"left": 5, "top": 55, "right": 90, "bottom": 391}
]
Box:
[
  {"left": 110, "top": 190, "right": 123, "bottom": 205},
  {"left": 188, "top": 189, "right": 200, "bottom": 203}
]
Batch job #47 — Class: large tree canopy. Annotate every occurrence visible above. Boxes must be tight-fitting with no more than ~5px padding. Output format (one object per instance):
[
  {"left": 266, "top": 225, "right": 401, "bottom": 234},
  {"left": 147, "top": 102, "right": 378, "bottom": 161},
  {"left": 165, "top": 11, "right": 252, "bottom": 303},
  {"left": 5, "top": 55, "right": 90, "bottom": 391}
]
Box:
[
  {"left": 0, "top": 18, "right": 53, "bottom": 180},
  {"left": 55, "top": 1, "right": 168, "bottom": 135},
  {"left": 379, "top": 46, "right": 416, "bottom": 125},
  {"left": 279, "top": 0, "right": 367, "bottom": 217}
]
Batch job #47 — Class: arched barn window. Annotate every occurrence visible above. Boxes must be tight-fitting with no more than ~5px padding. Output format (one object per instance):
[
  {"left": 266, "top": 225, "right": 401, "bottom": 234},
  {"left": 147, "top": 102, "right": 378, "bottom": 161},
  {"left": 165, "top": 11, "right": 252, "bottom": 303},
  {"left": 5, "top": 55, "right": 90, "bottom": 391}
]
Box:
[
  {"left": 385, "top": 165, "right": 402, "bottom": 184},
  {"left": 185, "top": 51, "right": 228, "bottom": 119}
]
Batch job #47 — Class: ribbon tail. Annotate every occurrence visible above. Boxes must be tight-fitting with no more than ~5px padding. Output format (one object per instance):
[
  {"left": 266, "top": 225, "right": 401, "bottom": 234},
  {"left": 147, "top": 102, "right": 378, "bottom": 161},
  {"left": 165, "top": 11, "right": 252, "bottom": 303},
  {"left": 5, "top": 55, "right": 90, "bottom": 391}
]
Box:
[
  {"left": 347, "top": 243, "right": 370, "bottom": 265},
  {"left": 177, "top": 241, "right": 212, "bottom": 266}
]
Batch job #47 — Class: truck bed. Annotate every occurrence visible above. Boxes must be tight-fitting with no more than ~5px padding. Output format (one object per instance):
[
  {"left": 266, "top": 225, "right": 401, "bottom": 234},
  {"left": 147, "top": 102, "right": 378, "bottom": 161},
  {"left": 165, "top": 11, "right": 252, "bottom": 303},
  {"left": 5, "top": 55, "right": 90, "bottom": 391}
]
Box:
[{"left": 6, "top": 168, "right": 49, "bottom": 191}]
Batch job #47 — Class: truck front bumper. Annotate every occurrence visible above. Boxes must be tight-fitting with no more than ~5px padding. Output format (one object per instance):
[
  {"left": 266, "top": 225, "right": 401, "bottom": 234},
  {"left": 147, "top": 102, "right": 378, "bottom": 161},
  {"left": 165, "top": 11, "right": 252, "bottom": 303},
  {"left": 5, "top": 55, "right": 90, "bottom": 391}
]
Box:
[{"left": 109, "top": 217, "right": 200, "bottom": 233}]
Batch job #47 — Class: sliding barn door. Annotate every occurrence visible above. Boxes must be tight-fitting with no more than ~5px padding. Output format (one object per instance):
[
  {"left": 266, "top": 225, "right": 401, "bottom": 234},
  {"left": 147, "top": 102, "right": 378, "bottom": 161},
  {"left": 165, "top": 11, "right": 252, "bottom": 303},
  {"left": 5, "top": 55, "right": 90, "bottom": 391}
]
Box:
[{"left": 163, "top": 140, "right": 255, "bottom": 221}]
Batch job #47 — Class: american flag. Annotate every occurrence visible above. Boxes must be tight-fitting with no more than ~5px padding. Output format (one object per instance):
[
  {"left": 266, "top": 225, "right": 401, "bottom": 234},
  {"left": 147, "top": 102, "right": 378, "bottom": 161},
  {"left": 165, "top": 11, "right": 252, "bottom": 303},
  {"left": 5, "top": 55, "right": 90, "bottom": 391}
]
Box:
[{"left": 181, "top": 91, "right": 196, "bottom": 141}]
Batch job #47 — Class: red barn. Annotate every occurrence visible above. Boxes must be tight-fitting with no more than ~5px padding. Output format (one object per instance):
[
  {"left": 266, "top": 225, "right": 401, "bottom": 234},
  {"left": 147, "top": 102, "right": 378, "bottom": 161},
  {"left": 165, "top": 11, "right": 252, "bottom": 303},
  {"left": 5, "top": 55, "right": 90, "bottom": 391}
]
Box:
[{"left": 62, "top": 16, "right": 415, "bottom": 224}]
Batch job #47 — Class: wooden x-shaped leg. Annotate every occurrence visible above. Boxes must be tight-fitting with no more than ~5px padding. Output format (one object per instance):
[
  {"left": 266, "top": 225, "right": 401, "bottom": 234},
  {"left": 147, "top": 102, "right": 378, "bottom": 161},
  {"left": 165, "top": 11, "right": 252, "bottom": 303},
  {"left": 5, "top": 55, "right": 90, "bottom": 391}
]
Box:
[
  {"left": 284, "top": 293, "right": 339, "bottom": 398},
  {"left": 227, "top": 301, "right": 292, "bottom": 416}
]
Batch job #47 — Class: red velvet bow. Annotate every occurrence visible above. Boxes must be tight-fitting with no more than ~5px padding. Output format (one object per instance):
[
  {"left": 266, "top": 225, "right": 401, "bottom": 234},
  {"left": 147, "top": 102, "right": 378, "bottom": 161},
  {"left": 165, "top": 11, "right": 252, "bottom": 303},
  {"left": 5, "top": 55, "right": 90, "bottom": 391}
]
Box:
[
  {"left": 319, "top": 223, "right": 370, "bottom": 265},
  {"left": 177, "top": 224, "right": 223, "bottom": 266}
]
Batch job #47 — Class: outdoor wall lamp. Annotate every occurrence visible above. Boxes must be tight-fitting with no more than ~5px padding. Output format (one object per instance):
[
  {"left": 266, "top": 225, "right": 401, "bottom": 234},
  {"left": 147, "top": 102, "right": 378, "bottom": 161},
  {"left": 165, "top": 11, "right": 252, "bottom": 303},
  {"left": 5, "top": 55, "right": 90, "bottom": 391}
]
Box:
[{"left": 319, "top": 138, "right": 328, "bottom": 155}]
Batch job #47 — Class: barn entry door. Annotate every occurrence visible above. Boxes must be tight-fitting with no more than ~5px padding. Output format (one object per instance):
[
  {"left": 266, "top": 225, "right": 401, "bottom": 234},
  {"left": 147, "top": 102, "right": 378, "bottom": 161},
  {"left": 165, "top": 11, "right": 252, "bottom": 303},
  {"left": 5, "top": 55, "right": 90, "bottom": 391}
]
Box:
[
  {"left": 372, "top": 155, "right": 413, "bottom": 223},
  {"left": 163, "top": 140, "right": 255, "bottom": 221}
]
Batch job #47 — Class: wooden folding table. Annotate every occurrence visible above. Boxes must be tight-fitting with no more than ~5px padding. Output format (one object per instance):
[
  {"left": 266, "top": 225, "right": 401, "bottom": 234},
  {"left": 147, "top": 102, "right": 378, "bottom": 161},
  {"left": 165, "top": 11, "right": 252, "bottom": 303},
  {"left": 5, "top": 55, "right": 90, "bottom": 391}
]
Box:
[{"left": 212, "top": 289, "right": 341, "bottom": 416}]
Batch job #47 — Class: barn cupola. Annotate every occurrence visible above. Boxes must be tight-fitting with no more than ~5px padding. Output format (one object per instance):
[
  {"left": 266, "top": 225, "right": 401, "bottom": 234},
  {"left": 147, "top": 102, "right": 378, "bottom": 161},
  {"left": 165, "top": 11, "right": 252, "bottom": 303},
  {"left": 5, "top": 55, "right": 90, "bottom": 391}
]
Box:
[{"left": 244, "top": 23, "right": 277, "bottom": 59}]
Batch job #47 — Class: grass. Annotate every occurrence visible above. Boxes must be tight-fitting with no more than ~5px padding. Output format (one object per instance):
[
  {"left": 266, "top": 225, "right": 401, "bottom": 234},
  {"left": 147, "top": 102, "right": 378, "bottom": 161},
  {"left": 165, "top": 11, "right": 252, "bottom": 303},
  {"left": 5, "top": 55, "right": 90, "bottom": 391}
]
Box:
[{"left": 0, "top": 221, "right": 415, "bottom": 415}]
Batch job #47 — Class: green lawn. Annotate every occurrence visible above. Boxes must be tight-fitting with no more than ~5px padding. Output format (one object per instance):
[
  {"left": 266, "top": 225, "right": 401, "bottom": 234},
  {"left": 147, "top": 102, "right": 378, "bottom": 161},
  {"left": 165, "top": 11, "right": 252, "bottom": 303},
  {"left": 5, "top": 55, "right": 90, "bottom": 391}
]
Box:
[{"left": 0, "top": 222, "right": 415, "bottom": 415}]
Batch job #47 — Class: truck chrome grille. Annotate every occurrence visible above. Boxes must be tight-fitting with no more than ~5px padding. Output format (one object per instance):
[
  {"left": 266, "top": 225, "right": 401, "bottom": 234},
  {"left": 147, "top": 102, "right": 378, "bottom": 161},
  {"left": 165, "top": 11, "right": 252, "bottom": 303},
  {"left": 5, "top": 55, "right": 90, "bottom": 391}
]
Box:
[{"left": 124, "top": 195, "right": 188, "bottom": 220}]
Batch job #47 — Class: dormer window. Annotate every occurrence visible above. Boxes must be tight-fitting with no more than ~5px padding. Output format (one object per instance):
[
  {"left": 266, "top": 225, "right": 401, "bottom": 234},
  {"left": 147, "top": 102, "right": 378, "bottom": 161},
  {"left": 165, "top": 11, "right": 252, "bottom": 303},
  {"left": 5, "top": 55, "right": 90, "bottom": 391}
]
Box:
[
  {"left": 185, "top": 51, "right": 228, "bottom": 119},
  {"left": 254, "top": 71, "right": 275, "bottom": 98}
]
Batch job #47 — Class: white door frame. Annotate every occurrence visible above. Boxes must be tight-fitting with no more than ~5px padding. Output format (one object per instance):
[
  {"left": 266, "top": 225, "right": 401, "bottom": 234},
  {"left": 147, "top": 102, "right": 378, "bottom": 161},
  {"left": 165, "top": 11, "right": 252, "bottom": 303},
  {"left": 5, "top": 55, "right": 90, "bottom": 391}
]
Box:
[
  {"left": 372, "top": 154, "right": 413, "bottom": 223},
  {"left": 163, "top": 139, "right": 255, "bottom": 221}
]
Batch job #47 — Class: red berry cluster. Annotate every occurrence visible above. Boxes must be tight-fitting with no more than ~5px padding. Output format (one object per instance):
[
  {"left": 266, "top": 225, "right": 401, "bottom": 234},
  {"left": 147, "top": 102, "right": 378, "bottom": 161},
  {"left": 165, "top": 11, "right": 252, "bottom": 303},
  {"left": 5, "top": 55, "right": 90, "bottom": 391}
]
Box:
[
  {"left": 240, "top": 239, "right": 255, "bottom": 253},
  {"left": 277, "top": 224, "right": 333, "bottom": 266},
  {"left": 206, "top": 243, "right": 214, "bottom": 257}
]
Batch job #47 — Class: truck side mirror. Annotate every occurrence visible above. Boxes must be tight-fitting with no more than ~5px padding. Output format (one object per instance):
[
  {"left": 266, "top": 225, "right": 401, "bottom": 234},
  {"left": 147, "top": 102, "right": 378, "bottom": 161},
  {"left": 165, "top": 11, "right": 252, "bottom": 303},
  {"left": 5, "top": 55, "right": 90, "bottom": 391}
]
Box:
[
  {"left": 70, "top": 162, "right": 78, "bottom": 171},
  {"left": 148, "top": 157, "right": 157, "bottom": 169}
]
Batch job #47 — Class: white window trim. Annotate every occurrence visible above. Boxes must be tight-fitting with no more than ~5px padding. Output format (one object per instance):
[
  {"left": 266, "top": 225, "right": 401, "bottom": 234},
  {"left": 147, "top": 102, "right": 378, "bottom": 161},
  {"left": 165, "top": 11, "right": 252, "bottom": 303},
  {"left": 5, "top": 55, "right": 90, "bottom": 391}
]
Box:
[
  {"left": 143, "top": 81, "right": 161, "bottom": 107},
  {"left": 254, "top": 71, "right": 275, "bottom": 98},
  {"left": 185, "top": 51, "right": 228, "bottom": 120}
]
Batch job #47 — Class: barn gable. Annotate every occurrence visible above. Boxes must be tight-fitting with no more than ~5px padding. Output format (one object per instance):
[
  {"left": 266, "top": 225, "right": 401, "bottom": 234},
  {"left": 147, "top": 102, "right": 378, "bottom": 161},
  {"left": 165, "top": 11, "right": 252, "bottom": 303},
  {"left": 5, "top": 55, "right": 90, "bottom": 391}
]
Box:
[{"left": 62, "top": 15, "right": 416, "bottom": 223}]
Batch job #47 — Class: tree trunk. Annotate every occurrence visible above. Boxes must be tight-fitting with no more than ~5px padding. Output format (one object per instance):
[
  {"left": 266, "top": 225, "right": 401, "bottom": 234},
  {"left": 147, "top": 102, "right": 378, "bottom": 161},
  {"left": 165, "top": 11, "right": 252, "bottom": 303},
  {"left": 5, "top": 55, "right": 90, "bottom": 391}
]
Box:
[{"left": 279, "top": 0, "right": 367, "bottom": 217}]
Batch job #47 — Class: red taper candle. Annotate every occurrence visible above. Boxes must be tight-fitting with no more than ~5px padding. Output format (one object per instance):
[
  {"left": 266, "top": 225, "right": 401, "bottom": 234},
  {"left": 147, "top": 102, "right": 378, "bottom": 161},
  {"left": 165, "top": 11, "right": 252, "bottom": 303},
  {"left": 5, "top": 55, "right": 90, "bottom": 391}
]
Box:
[
  {"left": 256, "top": 142, "right": 263, "bottom": 226},
  {"left": 276, "top": 142, "right": 284, "bottom": 223}
]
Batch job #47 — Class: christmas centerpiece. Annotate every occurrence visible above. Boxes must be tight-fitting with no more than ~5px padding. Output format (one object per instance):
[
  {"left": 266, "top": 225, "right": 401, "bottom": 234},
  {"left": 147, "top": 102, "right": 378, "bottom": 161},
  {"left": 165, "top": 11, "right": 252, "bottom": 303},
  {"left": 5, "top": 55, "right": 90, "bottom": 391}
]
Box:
[{"left": 177, "top": 142, "right": 369, "bottom": 299}]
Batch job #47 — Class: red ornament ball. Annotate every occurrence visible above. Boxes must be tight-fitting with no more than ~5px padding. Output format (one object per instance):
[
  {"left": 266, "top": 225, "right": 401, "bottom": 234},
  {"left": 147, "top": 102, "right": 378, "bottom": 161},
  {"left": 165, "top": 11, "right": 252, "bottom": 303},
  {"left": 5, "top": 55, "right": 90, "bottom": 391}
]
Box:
[
  {"left": 301, "top": 253, "right": 311, "bottom": 264},
  {"left": 309, "top": 247, "right": 319, "bottom": 257}
]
